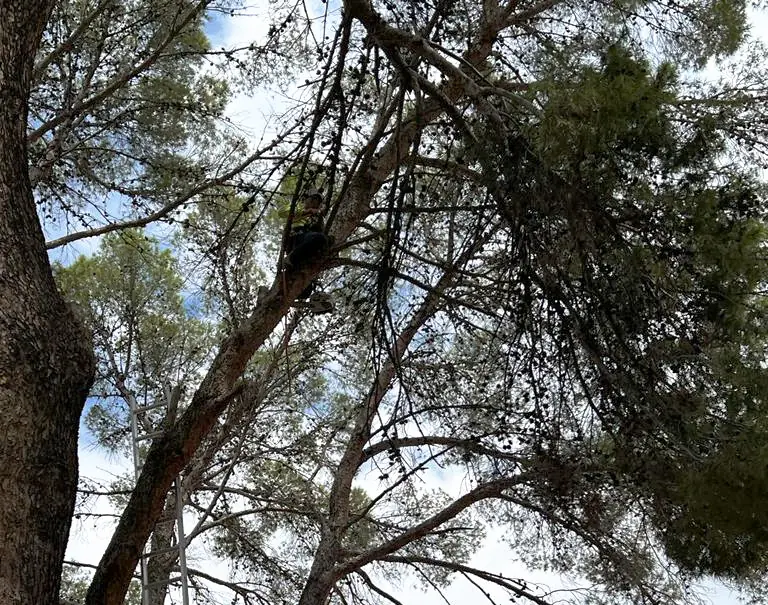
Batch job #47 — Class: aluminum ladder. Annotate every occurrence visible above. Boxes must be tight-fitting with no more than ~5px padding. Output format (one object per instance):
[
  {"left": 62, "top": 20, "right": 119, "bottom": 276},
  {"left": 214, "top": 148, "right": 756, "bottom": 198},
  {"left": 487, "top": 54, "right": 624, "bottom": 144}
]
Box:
[{"left": 128, "top": 387, "right": 190, "bottom": 605}]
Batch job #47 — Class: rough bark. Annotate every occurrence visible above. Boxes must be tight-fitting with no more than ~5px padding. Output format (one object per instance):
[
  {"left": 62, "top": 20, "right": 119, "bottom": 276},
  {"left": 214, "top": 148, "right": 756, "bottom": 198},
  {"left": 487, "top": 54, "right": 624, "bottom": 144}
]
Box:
[
  {"left": 0, "top": 2, "right": 95, "bottom": 605},
  {"left": 145, "top": 494, "right": 179, "bottom": 605}
]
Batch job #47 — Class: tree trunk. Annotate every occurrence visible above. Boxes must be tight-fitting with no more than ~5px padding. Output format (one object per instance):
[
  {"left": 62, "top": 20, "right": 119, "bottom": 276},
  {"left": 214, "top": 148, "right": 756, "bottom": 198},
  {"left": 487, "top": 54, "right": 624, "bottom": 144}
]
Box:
[
  {"left": 146, "top": 491, "right": 180, "bottom": 605},
  {"left": 0, "top": 2, "right": 95, "bottom": 605}
]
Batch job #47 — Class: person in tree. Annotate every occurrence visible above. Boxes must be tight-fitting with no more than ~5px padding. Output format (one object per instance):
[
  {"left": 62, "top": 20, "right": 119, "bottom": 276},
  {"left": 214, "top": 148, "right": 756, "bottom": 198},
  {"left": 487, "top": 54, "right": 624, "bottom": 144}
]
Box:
[
  {"left": 283, "top": 188, "right": 328, "bottom": 269},
  {"left": 280, "top": 188, "right": 333, "bottom": 314}
]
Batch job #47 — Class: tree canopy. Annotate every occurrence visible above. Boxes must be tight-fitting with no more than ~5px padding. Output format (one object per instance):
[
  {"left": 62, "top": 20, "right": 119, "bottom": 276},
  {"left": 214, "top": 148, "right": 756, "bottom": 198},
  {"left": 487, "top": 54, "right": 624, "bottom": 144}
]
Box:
[{"left": 4, "top": 1, "right": 768, "bottom": 605}]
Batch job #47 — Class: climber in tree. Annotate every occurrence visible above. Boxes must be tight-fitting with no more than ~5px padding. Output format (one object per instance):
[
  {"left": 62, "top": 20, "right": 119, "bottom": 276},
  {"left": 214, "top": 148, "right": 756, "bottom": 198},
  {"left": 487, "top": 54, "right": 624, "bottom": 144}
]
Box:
[
  {"left": 283, "top": 188, "right": 328, "bottom": 269},
  {"left": 280, "top": 188, "right": 333, "bottom": 314}
]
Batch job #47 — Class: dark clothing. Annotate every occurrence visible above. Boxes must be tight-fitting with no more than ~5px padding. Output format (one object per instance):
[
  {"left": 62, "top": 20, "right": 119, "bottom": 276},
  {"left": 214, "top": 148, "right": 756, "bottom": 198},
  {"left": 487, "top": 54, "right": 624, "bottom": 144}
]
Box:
[
  {"left": 286, "top": 228, "right": 329, "bottom": 300},
  {"left": 287, "top": 229, "right": 328, "bottom": 270},
  {"left": 277, "top": 194, "right": 323, "bottom": 229}
]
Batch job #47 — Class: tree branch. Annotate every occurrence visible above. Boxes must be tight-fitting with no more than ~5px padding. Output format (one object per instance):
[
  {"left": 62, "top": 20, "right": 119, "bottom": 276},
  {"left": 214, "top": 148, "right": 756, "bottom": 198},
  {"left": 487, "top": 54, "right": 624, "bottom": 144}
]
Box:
[
  {"left": 361, "top": 436, "right": 524, "bottom": 464},
  {"left": 29, "top": 0, "right": 213, "bottom": 145},
  {"left": 334, "top": 474, "right": 530, "bottom": 576},
  {"left": 32, "top": 0, "right": 115, "bottom": 81},
  {"left": 355, "top": 569, "right": 405, "bottom": 605},
  {"left": 44, "top": 127, "right": 292, "bottom": 249},
  {"left": 380, "top": 554, "right": 553, "bottom": 605}
]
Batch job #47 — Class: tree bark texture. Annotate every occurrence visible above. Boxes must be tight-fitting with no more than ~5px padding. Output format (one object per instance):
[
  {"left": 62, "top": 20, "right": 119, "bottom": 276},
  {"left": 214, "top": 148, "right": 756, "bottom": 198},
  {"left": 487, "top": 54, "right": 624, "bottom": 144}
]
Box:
[
  {"left": 146, "top": 493, "right": 179, "bottom": 605},
  {"left": 0, "top": 2, "right": 95, "bottom": 605}
]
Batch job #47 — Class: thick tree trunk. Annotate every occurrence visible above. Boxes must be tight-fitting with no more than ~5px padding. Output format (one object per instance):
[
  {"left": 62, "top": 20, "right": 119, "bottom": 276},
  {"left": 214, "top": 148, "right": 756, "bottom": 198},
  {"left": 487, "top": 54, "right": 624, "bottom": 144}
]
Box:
[
  {"left": 146, "top": 493, "right": 180, "bottom": 605},
  {"left": 297, "top": 537, "right": 339, "bottom": 605},
  {"left": 0, "top": 2, "right": 95, "bottom": 605}
]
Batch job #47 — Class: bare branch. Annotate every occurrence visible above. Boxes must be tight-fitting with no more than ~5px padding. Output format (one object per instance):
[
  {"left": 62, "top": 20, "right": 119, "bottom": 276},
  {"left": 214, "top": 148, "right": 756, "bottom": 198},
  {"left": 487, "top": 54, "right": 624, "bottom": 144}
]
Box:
[
  {"left": 355, "top": 569, "right": 405, "bottom": 605},
  {"left": 360, "top": 436, "right": 524, "bottom": 464},
  {"left": 335, "top": 474, "right": 531, "bottom": 576},
  {"left": 381, "top": 555, "right": 554, "bottom": 605},
  {"left": 44, "top": 129, "right": 292, "bottom": 249}
]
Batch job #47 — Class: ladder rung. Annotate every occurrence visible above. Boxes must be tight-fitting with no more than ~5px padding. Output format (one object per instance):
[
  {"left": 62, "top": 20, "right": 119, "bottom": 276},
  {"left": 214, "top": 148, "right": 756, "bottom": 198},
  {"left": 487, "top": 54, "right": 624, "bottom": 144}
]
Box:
[
  {"left": 136, "top": 401, "right": 168, "bottom": 413},
  {"left": 144, "top": 575, "right": 182, "bottom": 588},
  {"left": 136, "top": 431, "right": 164, "bottom": 442},
  {"left": 142, "top": 545, "right": 179, "bottom": 558}
]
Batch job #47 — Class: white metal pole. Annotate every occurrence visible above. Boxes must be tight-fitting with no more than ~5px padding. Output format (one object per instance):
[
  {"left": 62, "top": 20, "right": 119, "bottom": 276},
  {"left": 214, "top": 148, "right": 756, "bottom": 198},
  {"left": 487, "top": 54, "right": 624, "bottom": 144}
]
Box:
[
  {"left": 175, "top": 476, "right": 191, "bottom": 605},
  {"left": 128, "top": 397, "right": 151, "bottom": 605}
]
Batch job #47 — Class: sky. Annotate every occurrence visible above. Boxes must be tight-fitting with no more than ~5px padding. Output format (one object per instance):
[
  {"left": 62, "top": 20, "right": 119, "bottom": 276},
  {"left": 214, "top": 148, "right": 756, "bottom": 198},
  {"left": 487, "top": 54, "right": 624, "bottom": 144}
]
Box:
[{"left": 64, "top": 2, "right": 768, "bottom": 605}]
